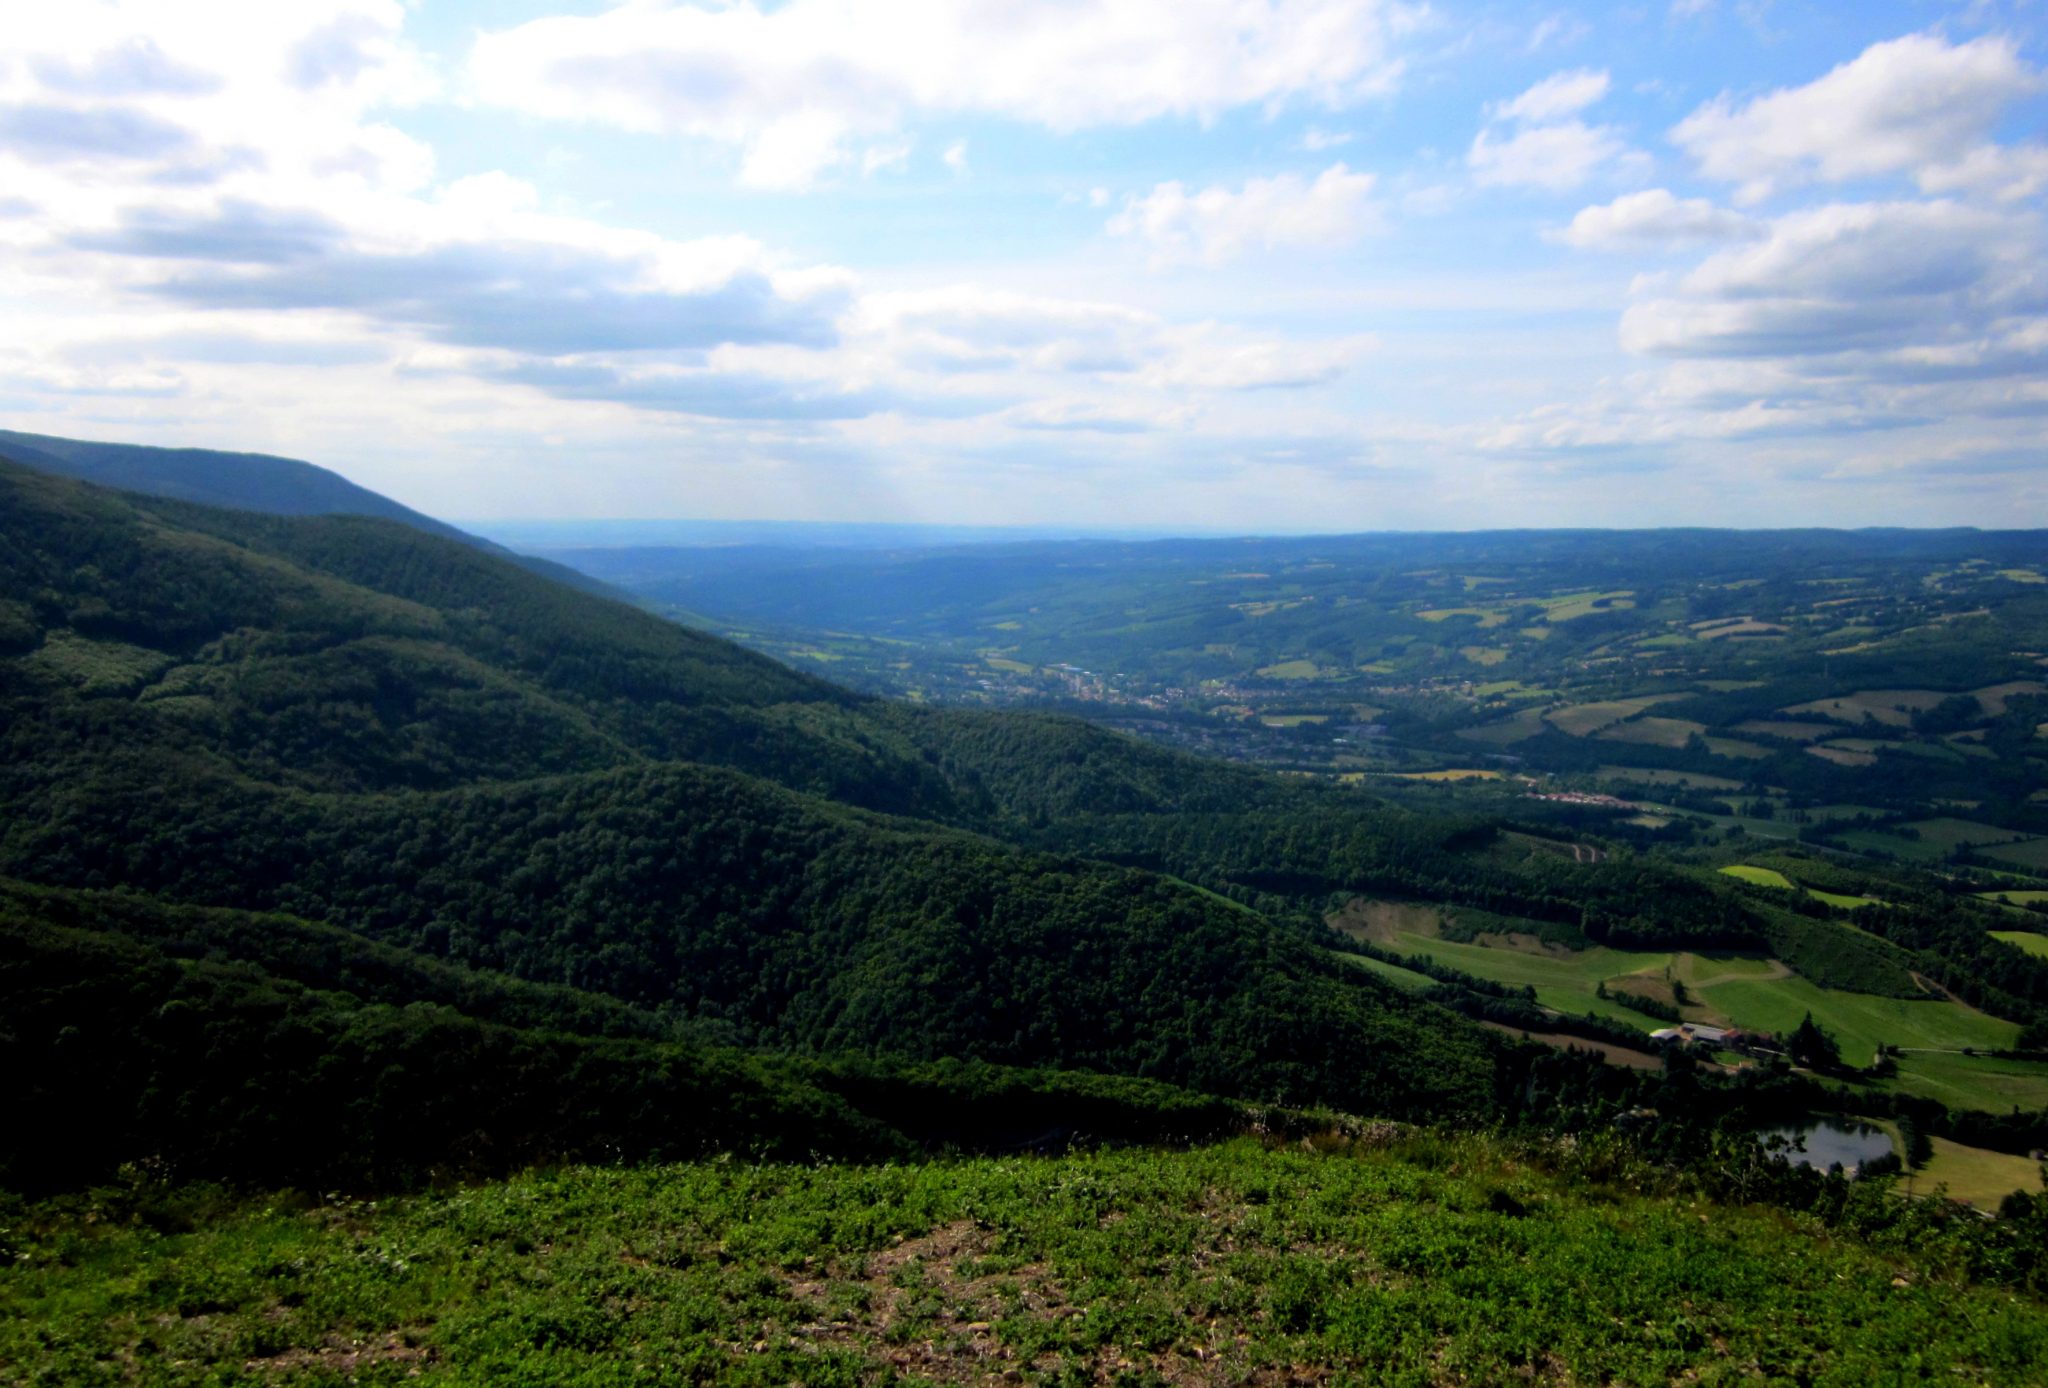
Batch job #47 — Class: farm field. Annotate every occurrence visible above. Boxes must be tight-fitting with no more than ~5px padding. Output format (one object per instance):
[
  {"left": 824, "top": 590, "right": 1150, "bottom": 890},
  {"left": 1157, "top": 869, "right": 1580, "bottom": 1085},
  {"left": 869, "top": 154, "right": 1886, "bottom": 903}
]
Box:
[
  {"left": 1720, "top": 861, "right": 1885, "bottom": 909},
  {"left": 1782, "top": 689, "right": 1948, "bottom": 727},
  {"left": 1982, "top": 838, "right": 2048, "bottom": 871},
  {"left": 1720, "top": 865, "right": 1795, "bottom": 889},
  {"left": 1700, "top": 977, "right": 2018, "bottom": 1068},
  {"left": 1354, "top": 905, "right": 2020, "bottom": 1079},
  {"left": 1544, "top": 695, "right": 1680, "bottom": 736},
  {"left": 1596, "top": 765, "right": 1744, "bottom": 790},
  {"left": 1992, "top": 930, "right": 2048, "bottom": 959},
  {"left": 1889, "top": 1050, "right": 2048, "bottom": 1113},
  {"left": 1595, "top": 716, "right": 1706, "bottom": 748},
  {"left": 1912, "top": 1136, "right": 2048, "bottom": 1208}
]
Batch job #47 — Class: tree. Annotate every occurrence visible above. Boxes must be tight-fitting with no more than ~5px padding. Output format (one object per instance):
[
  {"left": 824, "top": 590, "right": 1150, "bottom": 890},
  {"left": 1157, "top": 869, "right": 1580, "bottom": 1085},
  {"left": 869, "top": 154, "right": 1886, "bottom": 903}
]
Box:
[{"left": 1786, "top": 1012, "right": 1842, "bottom": 1070}]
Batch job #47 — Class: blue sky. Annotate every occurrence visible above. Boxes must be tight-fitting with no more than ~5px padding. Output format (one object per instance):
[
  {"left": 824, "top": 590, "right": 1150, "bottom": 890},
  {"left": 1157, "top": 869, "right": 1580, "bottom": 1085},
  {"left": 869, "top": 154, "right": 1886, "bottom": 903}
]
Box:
[{"left": 3, "top": 1, "right": 2047, "bottom": 531}]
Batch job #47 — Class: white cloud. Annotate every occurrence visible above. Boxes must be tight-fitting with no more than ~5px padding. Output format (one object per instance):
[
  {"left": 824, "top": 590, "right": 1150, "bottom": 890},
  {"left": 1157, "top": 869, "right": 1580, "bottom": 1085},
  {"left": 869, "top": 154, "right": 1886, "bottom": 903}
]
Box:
[
  {"left": 468, "top": 0, "right": 1422, "bottom": 189},
  {"left": 1673, "top": 32, "right": 2045, "bottom": 204},
  {"left": 1491, "top": 68, "right": 1607, "bottom": 124},
  {"left": 1300, "top": 126, "right": 1353, "bottom": 151},
  {"left": 1558, "top": 189, "right": 1756, "bottom": 249},
  {"left": 1470, "top": 121, "right": 1631, "bottom": 191},
  {"left": 1109, "top": 163, "right": 1380, "bottom": 265},
  {"left": 1470, "top": 69, "right": 1637, "bottom": 191},
  {"left": 942, "top": 139, "right": 968, "bottom": 174}
]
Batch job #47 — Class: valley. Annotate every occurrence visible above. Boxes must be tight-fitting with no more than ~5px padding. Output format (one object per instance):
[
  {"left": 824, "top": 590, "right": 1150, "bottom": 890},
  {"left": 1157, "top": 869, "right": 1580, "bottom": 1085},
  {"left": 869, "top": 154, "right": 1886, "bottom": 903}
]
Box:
[{"left": 4, "top": 438, "right": 2048, "bottom": 1381}]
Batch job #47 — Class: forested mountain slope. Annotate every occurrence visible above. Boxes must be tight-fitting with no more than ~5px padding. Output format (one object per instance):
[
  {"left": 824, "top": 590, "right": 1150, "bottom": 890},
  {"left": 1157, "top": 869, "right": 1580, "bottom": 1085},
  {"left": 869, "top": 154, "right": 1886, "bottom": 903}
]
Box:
[
  {"left": 0, "top": 462, "right": 1508, "bottom": 1185},
  {"left": 0, "top": 430, "right": 620, "bottom": 599}
]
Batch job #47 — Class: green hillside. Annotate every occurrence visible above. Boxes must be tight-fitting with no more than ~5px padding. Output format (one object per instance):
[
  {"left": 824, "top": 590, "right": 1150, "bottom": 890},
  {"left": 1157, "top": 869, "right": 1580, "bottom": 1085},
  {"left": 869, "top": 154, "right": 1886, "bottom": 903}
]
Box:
[
  {"left": 9, "top": 1137, "right": 2047, "bottom": 1385},
  {"left": 0, "top": 462, "right": 1510, "bottom": 1189}
]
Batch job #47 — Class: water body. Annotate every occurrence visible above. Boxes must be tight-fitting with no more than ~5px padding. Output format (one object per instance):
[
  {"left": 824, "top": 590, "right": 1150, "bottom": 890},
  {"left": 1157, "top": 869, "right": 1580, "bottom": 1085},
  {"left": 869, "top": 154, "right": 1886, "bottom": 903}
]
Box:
[{"left": 1761, "top": 1121, "right": 1894, "bottom": 1173}]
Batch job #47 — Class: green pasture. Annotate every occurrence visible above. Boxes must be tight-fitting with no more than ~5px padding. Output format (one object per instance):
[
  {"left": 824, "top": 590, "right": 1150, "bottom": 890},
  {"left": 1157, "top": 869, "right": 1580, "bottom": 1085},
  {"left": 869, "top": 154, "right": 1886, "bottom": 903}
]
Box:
[
  {"left": 1983, "top": 838, "right": 2048, "bottom": 871},
  {"left": 1720, "top": 865, "right": 1795, "bottom": 890},
  {"left": 1545, "top": 695, "right": 1680, "bottom": 737},
  {"left": 1825, "top": 828, "right": 1948, "bottom": 863},
  {"left": 1913, "top": 1136, "right": 2048, "bottom": 1208},
  {"left": 1378, "top": 932, "right": 1672, "bottom": 1029},
  {"left": 1382, "top": 930, "right": 2022, "bottom": 1089},
  {"left": 1702, "top": 737, "right": 1771, "bottom": 759},
  {"left": 1698, "top": 978, "right": 2017, "bottom": 1068},
  {"left": 1898, "top": 818, "right": 2030, "bottom": 849},
  {"left": 1596, "top": 716, "right": 1707, "bottom": 748},
  {"left": 1991, "top": 930, "right": 2048, "bottom": 959},
  {"left": 1254, "top": 659, "right": 1324, "bottom": 679},
  {"left": 1809, "top": 889, "right": 1882, "bottom": 910},
  {"left": 1889, "top": 1051, "right": 2048, "bottom": 1114}
]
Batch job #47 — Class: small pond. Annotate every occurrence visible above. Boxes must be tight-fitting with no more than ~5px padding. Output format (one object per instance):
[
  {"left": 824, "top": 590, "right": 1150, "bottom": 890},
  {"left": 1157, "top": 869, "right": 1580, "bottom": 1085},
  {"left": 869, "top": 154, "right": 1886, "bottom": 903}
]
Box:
[{"left": 1759, "top": 1120, "right": 1894, "bottom": 1173}]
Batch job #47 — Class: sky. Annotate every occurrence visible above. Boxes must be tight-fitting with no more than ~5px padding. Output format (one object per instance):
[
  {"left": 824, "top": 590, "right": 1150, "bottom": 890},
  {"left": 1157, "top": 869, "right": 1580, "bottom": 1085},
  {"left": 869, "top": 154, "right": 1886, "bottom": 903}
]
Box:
[{"left": 3, "top": 1, "right": 2047, "bottom": 532}]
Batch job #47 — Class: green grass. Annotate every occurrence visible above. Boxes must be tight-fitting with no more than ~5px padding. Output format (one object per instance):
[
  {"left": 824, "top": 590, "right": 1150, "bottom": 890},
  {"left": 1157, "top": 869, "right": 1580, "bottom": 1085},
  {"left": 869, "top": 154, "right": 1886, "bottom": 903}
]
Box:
[
  {"left": 1387, "top": 929, "right": 2024, "bottom": 1080},
  {"left": 1381, "top": 932, "right": 1669, "bottom": 1028},
  {"left": 1982, "top": 839, "right": 2048, "bottom": 871},
  {"left": 1992, "top": 931, "right": 2048, "bottom": 959},
  {"left": 1254, "top": 659, "right": 1323, "bottom": 679},
  {"left": 1826, "top": 828, "right": 1949, "bottom": 863},
  {"left": 1701, "top": 737, "right": 1772, "bottom": 759},
  {"left": 1809, "top": 890, "right": 1883, "bottom": 910},
  {"left": 9, "top": 1138, "right": 2044, "bottom": 1385},
  {"left": 1596, "top": 716, "right": 1708, "bottom": 748},
  {"left": 1699, "top": 978, "right": 2018, "bottom": 1068},
  {"left": 1914, "top": 1136, "right": 2048, "bottom": 1208},
  {"left": 1721, "top": 865, "right": 1796, "bottom": 890},
  {"left": 1544, "top": 695, "right": 1679, "bottom": 736},
  {"left": 1889, "top": 1051, "right": 2048, "bottom": 1113}
]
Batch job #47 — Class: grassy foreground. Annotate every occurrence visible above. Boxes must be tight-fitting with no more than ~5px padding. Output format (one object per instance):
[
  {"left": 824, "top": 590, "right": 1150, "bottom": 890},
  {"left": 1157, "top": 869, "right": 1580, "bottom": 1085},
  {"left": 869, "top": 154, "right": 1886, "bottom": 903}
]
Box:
[{"left": 6, "top": 1135, "right": 2048, "bottom": 1386}]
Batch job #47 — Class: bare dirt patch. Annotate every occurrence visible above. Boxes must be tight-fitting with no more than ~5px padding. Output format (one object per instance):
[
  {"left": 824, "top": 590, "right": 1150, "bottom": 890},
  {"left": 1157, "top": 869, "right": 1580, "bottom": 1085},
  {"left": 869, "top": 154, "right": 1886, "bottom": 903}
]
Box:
[
  {"left": 1325, "top": 898, "right": 1443, "bottom": 946},
  {"left": 246, "top": 1331, "right": 434, "bottom": 1375}
]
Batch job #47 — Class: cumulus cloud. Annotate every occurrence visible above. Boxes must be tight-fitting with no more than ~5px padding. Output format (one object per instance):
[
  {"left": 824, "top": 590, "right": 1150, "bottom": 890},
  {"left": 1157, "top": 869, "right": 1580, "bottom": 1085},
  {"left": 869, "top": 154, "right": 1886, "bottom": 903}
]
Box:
[
  {"left": 125, "top": 231, "right": 850, "bottom": 356},
  {"left": 0, "top": 103, "right": 195, "bottom": 163},
  {"left": 470, "top": 0, "right": 1422, "bottom": 189},
  {"left": 1558, "top": 189, "right": 1757, "bottom": 249},
  {"left": 1673, "top": 32, "right": 2047, "bottom": 203},
  {"left": 30, "top": 38, "right": 222, "bottom": 97},
  {"left": 1621, "top": 201, "right": 2036, "bottom": 362},
  {"left": 1469, "top": 69, "right": 1638, "bottom": 190},
  {"left": 1109, "top": 163, "right": 1380, "bottom": 265}
]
